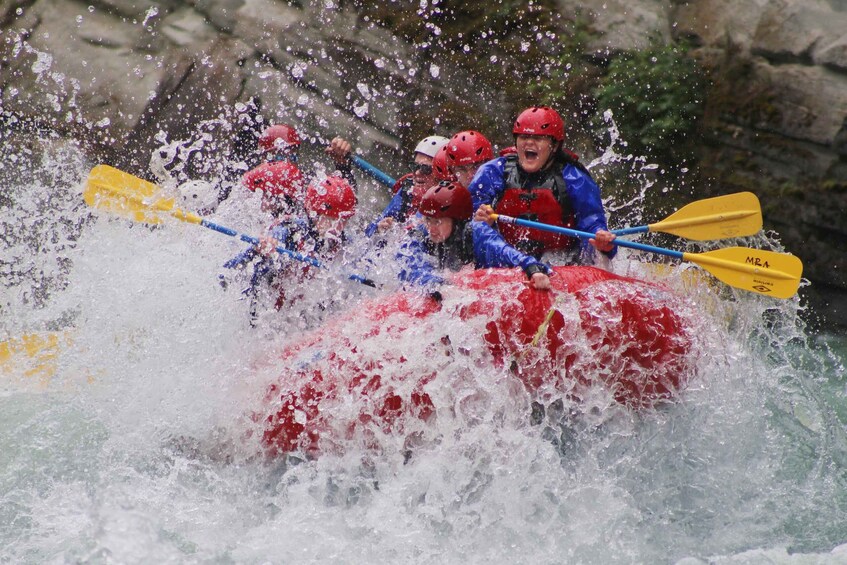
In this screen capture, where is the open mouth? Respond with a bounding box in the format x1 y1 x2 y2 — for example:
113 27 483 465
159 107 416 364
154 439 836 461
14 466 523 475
523 149 539 162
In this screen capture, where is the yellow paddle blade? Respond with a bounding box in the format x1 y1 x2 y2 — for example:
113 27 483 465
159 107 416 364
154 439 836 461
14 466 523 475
684 247 803 299
0 331 67 384
651 192 762 240
83 164 202 225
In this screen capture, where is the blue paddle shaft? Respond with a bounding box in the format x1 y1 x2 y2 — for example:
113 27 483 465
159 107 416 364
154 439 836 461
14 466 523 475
304 135 395 188
201 219 238 236
351 156 396 188
200 218 374 286
235 234 321 268
611 225 649 236
496 215 684 260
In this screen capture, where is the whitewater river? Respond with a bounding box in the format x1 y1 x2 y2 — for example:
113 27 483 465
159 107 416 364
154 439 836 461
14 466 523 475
2 148 846 565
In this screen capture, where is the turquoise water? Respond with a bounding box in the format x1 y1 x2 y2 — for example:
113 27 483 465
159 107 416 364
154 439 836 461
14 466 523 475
2 148 846 564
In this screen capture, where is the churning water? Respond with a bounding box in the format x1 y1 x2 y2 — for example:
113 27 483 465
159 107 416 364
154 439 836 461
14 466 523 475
2 140 846 565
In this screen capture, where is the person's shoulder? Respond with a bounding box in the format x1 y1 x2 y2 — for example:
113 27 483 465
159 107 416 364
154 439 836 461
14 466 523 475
479 156 508 173
557 148 595 178
561 160 594 182
471 157 508 189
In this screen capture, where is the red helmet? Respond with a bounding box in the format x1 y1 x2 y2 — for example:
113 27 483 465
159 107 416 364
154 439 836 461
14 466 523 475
305 176 356 218
499 146 517 157
242 161 304 198
432 144 455 181
259 124 301 152
512 106 565 142
445 130 494 167
418 181 473 220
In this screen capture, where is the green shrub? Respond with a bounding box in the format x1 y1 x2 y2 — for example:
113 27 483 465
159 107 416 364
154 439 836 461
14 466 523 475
592 42 707 167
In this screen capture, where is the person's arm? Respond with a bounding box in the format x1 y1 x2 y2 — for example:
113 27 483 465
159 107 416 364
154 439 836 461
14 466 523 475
325 137 357 190
364 177 412 237
223 220 291 270
335 160 356 190
395 226 446 287
365 191 406 237
261 222 294 255
563 164 617 260
222 246 257 269
255 220 311 272
468 158 506 210
472 221 551 289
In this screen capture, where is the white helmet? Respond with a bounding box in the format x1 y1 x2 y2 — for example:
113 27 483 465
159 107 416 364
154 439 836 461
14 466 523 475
414 135 449 158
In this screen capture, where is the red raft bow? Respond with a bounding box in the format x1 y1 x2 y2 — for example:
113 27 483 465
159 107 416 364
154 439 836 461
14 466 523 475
254 266 699 459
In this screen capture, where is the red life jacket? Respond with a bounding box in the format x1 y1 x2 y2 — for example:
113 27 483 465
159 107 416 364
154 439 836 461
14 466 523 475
493 155 578 256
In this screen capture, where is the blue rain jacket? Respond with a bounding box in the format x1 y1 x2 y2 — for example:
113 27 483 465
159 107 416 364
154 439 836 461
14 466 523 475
365 174 415 237
395 220 550 289
223 217 317 294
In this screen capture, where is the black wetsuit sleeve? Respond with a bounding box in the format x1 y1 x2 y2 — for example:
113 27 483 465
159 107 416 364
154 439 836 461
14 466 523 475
335 159 357 190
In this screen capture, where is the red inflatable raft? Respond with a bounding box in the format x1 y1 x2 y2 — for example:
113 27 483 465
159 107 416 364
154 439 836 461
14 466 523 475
255 266 698 458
